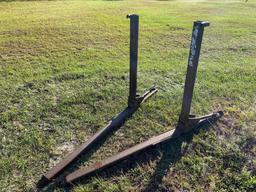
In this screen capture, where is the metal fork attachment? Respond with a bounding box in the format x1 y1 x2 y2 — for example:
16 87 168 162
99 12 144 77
64 21 223 184
37 14 157 188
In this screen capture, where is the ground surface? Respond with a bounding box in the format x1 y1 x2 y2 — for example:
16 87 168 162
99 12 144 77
0 0 255 191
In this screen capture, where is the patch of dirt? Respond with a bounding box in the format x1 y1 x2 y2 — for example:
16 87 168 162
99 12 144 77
49 141 77 168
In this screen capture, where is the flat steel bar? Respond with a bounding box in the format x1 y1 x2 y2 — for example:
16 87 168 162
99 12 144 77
38 87 157 187
65 111 223 184
127 14 139 107
66 130 175 184
178 21 210 125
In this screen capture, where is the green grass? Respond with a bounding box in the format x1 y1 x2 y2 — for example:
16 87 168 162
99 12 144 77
0 0 255 191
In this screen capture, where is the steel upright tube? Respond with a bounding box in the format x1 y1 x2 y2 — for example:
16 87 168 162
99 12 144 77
127 14 139 107
178 21 209 124
36 14 158 189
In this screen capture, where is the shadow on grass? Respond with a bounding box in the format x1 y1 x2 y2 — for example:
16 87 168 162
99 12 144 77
37 119 217 192
141 131 190 192
142 117 219 191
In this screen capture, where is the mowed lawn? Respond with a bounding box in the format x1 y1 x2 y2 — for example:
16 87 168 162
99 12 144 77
0 0 255 191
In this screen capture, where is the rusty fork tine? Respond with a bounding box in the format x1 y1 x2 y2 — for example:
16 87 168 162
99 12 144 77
37 14 158 188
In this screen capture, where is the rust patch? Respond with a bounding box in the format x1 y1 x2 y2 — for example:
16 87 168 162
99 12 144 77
94 162 103 169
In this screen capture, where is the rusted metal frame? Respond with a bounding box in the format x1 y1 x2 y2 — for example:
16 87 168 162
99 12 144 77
63 21 224 184
37 14 157 188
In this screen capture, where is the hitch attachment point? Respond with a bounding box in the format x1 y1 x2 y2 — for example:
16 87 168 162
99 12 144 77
194 20 210 27
127 14 139 19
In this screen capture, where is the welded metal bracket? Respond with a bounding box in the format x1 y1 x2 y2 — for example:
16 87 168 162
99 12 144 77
37 14 157 188
62 20 223 185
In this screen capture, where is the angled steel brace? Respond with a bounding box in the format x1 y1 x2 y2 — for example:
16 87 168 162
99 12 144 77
64 21 223 184
37 14 157 188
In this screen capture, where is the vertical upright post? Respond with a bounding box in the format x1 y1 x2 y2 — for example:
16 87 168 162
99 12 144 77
178 21 210 126
127 14 139 107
